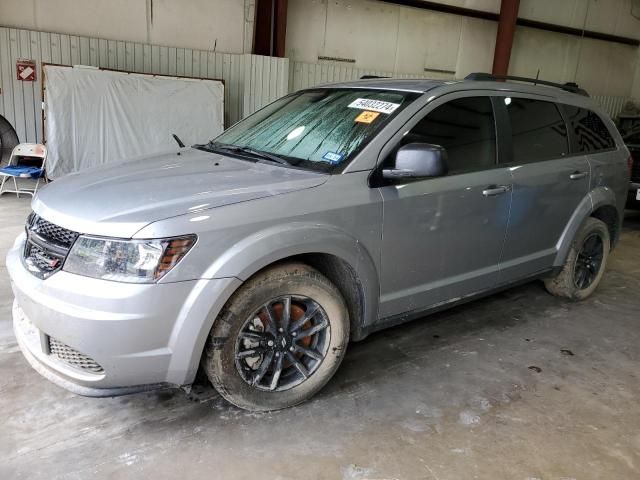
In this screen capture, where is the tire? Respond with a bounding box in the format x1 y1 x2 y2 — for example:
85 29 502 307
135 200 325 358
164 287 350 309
544 217 610 300
202 262 349 411
0 115 19 167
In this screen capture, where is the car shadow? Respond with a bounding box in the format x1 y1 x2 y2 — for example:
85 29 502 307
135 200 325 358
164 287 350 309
125 279 550 414
323 280 549 395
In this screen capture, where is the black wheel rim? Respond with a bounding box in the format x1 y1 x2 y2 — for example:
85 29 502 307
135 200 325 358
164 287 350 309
234 295 331 392
573 233 604 290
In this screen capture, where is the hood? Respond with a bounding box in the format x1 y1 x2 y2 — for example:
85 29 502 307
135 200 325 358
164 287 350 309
32 148 328 237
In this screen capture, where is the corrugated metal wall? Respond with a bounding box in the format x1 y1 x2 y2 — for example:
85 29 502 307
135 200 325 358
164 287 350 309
243 54 289 118
592 95 632 119
0 26 288 144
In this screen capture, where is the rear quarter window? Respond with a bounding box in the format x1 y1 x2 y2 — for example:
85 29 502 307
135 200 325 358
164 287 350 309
562 105 616 153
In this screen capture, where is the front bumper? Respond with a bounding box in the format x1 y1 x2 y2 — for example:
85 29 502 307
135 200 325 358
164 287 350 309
13 301 166 396
7 234 241 396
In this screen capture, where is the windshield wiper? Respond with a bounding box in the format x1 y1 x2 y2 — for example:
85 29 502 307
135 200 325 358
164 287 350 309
203 142 290 165
235 146 291 165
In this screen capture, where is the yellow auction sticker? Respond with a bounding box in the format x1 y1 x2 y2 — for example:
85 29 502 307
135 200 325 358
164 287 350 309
355 110 380 124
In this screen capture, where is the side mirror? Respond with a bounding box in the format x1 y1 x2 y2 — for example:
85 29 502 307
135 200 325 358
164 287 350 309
382 143 448 180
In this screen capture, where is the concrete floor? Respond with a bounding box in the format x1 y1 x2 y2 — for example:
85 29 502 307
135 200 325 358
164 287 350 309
1 194 640 480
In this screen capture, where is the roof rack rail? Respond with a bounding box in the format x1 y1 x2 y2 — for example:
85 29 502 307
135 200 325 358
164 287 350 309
360 75 389 79
464 72 589 97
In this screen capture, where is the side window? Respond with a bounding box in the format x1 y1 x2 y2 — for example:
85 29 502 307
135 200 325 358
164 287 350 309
505 98 569 164
563 106 615 153
403 96 496 174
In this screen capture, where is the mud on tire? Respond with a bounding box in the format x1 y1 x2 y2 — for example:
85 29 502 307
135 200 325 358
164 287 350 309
544 217 610 301
202 262 349 411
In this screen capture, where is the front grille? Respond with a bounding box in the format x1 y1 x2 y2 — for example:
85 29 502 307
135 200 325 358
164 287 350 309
30 214 79 247
26 243 59 272
23 213 79 278
48 337 104 374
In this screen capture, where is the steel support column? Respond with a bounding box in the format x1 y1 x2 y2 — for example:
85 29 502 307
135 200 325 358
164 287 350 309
492 0 520 76
253 0 288 57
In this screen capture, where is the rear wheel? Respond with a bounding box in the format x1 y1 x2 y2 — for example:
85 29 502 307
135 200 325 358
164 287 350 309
544 217 610 300
203 262 349 411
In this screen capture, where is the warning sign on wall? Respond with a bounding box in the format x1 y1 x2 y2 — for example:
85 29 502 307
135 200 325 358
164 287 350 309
16 59 36 81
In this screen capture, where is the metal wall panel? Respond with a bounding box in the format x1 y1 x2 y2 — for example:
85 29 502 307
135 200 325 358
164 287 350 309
592 95 632 119
242 54 289 120
0 26 289 143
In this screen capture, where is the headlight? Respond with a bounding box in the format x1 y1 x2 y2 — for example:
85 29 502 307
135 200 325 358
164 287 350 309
63 235 196 283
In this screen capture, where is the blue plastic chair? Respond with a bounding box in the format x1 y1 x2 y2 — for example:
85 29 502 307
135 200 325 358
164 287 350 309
0 143 48 198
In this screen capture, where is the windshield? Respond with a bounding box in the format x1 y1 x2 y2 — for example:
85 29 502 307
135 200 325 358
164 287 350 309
210 88 418 172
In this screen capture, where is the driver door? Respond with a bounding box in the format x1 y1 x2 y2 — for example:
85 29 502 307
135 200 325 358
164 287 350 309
377 95 513 319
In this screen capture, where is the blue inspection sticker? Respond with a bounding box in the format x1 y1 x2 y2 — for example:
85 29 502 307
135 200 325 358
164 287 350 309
322 151 343 163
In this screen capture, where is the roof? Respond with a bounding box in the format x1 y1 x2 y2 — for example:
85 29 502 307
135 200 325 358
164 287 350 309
317 77 596 106
318 78 452 93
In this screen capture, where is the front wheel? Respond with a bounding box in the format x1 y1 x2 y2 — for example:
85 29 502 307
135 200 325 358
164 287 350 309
544 217 610 300
202 262 349 411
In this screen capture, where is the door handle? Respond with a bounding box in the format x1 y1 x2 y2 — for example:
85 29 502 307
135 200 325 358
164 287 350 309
482 185 510 197
569 171 588 180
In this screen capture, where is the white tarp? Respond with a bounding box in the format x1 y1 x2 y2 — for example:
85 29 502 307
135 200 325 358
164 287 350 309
44 65 224 178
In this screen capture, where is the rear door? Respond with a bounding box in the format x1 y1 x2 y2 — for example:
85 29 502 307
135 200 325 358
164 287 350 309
496 95 590 283
377 94 513 319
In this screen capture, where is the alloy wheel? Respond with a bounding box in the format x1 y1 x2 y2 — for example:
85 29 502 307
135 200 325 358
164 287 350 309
573 233 604 290
234 295 331 392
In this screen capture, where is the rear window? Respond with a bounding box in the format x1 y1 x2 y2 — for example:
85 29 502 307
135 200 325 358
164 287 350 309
213 88 418 173
562 106 615 153
505 97 569 164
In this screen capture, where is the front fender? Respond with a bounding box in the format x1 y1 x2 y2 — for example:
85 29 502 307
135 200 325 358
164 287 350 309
162 222 381 387
203 222 380 331
205 223 369 278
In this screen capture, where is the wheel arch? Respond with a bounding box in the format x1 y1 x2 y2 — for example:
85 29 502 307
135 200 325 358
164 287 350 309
590 204 619 248
553 187 621 266
282 252 369 341
206 223 381 339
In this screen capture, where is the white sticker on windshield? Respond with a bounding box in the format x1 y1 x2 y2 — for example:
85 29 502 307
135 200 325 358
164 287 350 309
348 98 400 114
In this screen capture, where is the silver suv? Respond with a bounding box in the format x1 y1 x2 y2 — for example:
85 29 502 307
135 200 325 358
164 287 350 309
7 75 629 411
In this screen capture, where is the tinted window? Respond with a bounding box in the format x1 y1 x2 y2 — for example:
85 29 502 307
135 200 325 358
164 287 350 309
562 106 615 153
505 98 568 163
404 96 496 174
